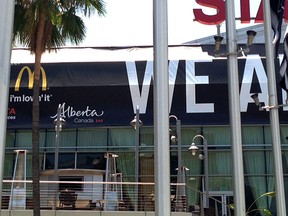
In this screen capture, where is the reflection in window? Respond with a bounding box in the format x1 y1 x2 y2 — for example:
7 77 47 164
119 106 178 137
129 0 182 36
77 153 105 169
45 153 75 169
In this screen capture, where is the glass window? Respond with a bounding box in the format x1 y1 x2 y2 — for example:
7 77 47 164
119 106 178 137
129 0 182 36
209 176 233 191
116 152 135 177
140 128 154 147
45 130 56 152
77 128 108 151
45 153 75 169
6 131 15 148
203 126 231 146
16 130 32 148
15 130 46 150
3 153 13 179
244 150 269 175
280 126 288 144
109 128 134 150
209 151 232 175
45 129 77 152
264 126 272 144
59 153 75 169
77 153 105 169
181 128 202 146
242 126 264 145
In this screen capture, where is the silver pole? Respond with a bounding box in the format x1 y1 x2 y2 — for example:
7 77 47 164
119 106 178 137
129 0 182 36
53 104 61 209
175 117 183 211
54 105 61 181
135 106 140 211
203 139 209 208
0 1 14 214
153 0 170 215
176 119 181 173
263 0 287 214
225 0 246 215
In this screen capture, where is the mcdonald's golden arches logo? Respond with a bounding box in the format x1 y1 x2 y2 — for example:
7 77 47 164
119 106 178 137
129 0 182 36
14 66 47 91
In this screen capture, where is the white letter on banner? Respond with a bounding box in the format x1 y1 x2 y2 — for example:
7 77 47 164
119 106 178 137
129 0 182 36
186 59 214 113
126 61 153 113
126 60 179 113
240 54 268 112
278 54 288 111
168 60 179 111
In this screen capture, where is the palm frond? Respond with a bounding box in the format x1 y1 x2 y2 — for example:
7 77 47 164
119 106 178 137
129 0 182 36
61 10 86 44
14 0 106 49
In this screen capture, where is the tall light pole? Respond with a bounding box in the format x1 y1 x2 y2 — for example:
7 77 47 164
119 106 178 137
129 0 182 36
262 0 287 214
169 115 185 212
153 0 170 214
0 1 15 214
169 115 182 178
130 105 142 211
225 0 246 214
53 104 65 198
188 135 209 211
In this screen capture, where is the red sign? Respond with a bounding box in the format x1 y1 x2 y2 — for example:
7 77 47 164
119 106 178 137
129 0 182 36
194 0 288 25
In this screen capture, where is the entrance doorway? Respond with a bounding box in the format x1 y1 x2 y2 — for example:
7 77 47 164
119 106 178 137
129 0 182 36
208 191 234 216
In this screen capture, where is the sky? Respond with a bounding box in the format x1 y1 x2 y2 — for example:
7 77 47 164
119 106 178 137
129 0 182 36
78 0 262 47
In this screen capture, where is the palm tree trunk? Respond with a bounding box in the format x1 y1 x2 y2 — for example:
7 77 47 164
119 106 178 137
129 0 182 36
32 9 46 216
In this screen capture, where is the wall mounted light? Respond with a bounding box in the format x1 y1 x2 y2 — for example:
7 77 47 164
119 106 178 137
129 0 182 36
250 93 288 111
246 30 257 46
214 30 257 56
214 35 224 52
188 134 206 156
130 115 143 129
188 134 209 208
188 142 199 156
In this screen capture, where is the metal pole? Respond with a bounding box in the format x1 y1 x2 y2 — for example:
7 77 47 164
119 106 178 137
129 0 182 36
135 105 140 211
225 0 246 215
153 0 170 215
0 1 14 214
54 104 61 182
263 0 287 214
176 119 181 173
203 139 209 208
53 104 61 209
175 117 183 211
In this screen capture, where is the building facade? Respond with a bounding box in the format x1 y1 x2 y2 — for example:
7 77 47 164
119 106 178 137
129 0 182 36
5 45 288 214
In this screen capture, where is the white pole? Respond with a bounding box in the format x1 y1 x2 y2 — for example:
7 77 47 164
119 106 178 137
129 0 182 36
153 0 170 215
0 1 15 214
263 0 287 214
225 0 246 215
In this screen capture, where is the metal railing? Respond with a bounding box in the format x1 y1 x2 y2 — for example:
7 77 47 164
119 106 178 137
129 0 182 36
1 180 233 215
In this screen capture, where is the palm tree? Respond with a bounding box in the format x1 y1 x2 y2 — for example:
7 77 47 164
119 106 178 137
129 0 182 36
13 1 106 215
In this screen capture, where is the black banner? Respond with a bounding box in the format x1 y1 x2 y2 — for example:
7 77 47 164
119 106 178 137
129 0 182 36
7 45 288 129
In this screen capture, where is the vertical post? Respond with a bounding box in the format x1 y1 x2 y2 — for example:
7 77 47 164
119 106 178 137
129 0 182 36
135 106 140 211
53 104 63 209
153 0 171 215
263 0 287 214
54 104 62 182
176 118 182 211
174 117 185 212
0 1 15 214
203 139 209 208
225 0 246 215
176 119 181 173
